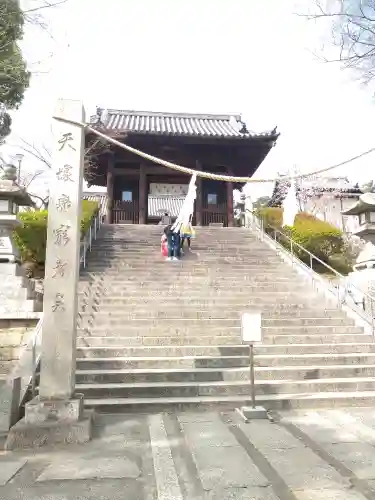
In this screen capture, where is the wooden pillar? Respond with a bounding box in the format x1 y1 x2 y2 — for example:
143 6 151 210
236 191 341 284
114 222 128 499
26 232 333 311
106 155 114 224
139 165 147 225
195 162 203 226
227 171 234 227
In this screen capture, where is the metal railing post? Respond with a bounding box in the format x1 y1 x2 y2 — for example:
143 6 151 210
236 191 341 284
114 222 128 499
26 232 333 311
83 238 87 268
233 214 375 341
290 240 294 265
31 339 36 398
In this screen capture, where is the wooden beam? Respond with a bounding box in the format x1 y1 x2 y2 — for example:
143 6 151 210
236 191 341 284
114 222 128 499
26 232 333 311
113 166 185 176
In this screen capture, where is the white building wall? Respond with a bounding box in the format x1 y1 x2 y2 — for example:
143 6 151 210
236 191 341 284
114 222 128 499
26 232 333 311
302 195 360 234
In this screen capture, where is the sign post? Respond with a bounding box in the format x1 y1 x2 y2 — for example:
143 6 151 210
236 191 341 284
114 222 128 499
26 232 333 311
237 312 268 422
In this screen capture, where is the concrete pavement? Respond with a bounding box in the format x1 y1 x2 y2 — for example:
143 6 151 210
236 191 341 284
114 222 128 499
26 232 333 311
0 408 375 499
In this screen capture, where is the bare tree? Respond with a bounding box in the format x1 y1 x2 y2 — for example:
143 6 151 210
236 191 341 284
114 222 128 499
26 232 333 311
303 1 375 83
15 135 107 208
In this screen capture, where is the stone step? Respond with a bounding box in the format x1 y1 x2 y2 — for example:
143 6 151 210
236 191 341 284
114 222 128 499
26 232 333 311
77 335 370 349
76 364 375 384
83 391 375 412
95 300 326 312
255 364 375 380
76 376 375 399
83 269 293 277
81 275 297 284
98 291 321 302
85 262 290 269
89 253 276 260
83 307 336 322
76 355 251 370
0 300 42 313
89 266 283 273
87 256 282 264
82 308 347 318
85 327 362 339
0 288 37 301
87 313 362 330
98 292 325 302
79 352 375 371
264 318 356 326
84 284 312 294
88 250 280 257
256 343 375 355
84 314 344 330
76 343 375 359
95 286 306 292
0 346 22 361
0 327 32 346
256 352 375 367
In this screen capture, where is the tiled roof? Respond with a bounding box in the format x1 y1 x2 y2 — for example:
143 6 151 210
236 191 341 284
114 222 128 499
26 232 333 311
89 109 271 140
148 195 184 218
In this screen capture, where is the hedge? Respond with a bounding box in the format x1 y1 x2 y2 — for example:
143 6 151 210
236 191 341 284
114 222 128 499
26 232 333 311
14 200 99 265
257 207 352 274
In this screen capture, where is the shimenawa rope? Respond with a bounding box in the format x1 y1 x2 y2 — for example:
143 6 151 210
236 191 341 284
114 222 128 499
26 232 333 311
53 115 375 184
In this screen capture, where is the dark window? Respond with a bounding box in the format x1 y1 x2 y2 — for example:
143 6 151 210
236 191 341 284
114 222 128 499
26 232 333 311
207 193 217 205
122 191 133 202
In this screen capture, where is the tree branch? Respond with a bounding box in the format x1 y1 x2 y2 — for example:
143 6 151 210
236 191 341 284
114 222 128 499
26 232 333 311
300 0 375 83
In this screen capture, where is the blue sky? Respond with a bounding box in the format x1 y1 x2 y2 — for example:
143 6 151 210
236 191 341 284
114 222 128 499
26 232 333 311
5 0 375 199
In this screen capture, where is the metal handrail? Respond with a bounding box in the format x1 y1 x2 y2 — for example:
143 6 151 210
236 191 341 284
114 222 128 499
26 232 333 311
23 210 102 406
248 211 375 334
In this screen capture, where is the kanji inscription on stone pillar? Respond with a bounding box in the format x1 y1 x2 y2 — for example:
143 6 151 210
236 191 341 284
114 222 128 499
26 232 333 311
39 99 85 400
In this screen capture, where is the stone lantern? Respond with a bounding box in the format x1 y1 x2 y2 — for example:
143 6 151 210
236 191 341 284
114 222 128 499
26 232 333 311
0 165 33 263
0 166 41 317
341 182 375 313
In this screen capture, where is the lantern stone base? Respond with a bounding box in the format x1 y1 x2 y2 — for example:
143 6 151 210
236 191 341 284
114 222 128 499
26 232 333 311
0 217 20 264
0 262 42 316
5 394 94 450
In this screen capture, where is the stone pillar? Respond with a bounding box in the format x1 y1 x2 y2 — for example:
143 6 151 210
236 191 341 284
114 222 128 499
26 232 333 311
6 99 93 450
195 162 203 226
139 165 147 225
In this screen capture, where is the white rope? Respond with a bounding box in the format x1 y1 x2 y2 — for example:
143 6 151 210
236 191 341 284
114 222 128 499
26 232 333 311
54 115 375 184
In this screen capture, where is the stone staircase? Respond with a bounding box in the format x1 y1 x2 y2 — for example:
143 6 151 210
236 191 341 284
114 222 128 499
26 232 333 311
75 224 375 412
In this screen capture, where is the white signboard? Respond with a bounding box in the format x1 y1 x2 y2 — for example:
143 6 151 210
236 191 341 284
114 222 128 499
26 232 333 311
241 312 262 344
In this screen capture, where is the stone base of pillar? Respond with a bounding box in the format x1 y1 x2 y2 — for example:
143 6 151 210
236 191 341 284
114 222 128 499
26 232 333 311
5 394 94 450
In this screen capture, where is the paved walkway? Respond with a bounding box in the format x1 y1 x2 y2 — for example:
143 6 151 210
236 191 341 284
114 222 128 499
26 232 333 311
0 408 375 499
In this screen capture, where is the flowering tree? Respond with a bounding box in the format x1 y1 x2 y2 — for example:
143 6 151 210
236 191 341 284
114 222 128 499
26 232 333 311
268 172 366 262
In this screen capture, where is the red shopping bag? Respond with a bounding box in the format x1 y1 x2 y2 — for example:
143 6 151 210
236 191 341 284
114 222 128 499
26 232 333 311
161 240 168 257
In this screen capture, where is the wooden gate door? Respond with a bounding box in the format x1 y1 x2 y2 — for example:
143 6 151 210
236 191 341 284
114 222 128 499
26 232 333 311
112 178 139 224
202 179 228 226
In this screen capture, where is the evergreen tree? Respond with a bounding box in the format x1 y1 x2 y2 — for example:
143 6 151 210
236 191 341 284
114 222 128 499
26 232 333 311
0 0 30 142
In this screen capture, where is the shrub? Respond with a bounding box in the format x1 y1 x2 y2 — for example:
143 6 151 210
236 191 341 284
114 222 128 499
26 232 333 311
257 207 351 274
14 200 99 265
